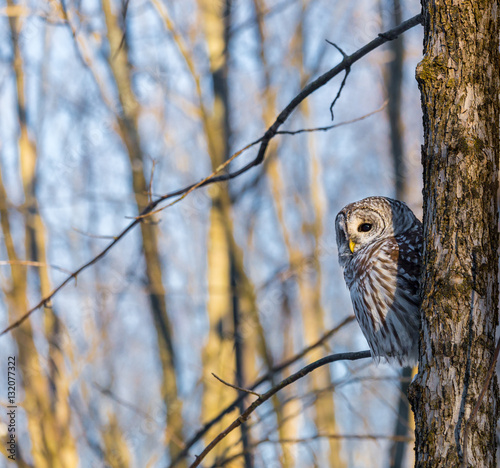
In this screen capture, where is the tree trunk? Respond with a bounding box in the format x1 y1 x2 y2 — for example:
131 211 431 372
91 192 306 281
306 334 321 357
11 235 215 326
382 2 414 467
200 1 259 465
101 2 185 464
410 1 499 466
4 3 78 465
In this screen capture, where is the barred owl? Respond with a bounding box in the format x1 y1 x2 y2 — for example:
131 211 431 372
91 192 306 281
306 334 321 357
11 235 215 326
335 196 422 366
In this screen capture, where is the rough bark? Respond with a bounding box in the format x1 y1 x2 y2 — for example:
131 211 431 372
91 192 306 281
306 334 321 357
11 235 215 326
410 1 499 466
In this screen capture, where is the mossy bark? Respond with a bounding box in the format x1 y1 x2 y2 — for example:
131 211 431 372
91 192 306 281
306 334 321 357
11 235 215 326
409 0 499 466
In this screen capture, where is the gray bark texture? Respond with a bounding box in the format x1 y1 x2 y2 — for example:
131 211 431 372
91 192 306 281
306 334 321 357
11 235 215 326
409 0 500 467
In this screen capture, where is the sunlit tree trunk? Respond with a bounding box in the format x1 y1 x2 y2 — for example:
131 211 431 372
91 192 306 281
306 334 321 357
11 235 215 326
102 414 132 468
200 1 259 465
252 2 299 461
3 3 78 466
101 2 185 464
410 0 499 465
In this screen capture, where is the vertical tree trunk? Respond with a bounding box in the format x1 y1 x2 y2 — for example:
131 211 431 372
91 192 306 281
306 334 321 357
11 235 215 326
410 1 499 466
101 3 185 464
200 1 257 465
386 0 406 202
4 3 78 466
383 2 414 467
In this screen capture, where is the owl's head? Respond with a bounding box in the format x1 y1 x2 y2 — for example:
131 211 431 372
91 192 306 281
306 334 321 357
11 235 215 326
335 196 419 265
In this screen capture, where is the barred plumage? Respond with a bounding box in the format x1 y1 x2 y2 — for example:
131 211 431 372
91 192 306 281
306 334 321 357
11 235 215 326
335 196 422 366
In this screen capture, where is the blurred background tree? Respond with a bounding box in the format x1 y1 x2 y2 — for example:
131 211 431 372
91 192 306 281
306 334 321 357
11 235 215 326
0 0 423 466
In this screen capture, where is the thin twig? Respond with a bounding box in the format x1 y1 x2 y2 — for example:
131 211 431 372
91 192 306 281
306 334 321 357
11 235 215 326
132 137 263 220
268 433 414 443
0 260 73 276
0 137 260 336
190 350 371 467
71 228 117 240
231 102 386 203
276 100 388 136
211 373 262 398
94 382 155 420
325 41 350 121
249 14 422 176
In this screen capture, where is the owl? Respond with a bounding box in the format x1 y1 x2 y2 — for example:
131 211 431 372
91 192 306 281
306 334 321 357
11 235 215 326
335 196 422 366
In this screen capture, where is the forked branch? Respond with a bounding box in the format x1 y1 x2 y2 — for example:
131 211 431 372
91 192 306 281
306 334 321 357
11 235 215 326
190 350 371 467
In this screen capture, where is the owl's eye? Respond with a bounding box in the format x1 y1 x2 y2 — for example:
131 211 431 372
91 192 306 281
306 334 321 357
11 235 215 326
358 223 372 232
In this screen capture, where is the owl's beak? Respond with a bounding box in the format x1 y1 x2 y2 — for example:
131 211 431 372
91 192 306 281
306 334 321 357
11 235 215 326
349 239 356 253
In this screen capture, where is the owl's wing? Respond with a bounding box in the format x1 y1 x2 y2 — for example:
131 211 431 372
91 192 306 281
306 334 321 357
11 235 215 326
348 229 422 365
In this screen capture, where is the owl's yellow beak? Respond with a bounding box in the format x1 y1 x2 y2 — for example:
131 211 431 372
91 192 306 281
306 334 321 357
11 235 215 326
349 239 356 253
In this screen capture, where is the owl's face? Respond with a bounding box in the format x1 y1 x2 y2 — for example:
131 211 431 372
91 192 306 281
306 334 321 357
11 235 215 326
335 197 417 266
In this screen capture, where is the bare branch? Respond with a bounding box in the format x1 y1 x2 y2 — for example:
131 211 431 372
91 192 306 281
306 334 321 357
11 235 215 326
211 373 262 398
71 228 118 240
168 315 355 467
325 41 350 120
231 101 387 203
269 432 413 443
190 350 371 467
132 137 263 220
